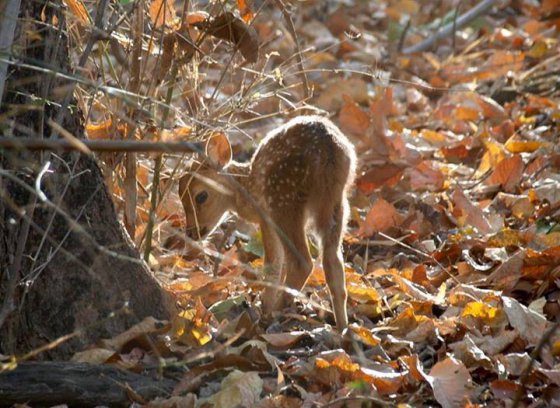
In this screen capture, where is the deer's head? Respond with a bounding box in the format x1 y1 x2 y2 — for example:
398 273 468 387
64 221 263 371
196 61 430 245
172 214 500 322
178 133 234 240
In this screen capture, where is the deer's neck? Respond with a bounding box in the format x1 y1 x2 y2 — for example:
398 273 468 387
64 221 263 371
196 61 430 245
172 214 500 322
224 161 259 222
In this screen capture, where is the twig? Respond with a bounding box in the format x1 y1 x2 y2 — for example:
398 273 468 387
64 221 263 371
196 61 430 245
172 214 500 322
317 395 391 408
123 0 145 239
274 0 310 99
451 0 465 53
397 18 411 53
0 194 35 329
512 322 560 408
0 0 21 102
143 59 180 262
402 0 497 54
0 137 202 153
49 0 110 139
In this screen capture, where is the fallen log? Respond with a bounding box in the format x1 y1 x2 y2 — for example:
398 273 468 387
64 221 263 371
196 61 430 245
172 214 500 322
0 361 175 407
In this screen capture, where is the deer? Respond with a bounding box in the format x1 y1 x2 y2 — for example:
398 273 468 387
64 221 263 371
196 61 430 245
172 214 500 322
178 116 356 331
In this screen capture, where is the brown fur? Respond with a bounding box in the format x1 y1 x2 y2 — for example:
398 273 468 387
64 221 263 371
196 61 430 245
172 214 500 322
178 116 356 330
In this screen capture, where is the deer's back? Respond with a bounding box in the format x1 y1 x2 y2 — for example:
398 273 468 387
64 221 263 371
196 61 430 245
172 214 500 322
249 116 356 212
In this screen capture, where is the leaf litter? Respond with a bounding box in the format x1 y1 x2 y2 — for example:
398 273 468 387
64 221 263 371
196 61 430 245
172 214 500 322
55 0 560 406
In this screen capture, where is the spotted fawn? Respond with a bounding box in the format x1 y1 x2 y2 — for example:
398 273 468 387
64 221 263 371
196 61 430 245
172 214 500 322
178 116 356 330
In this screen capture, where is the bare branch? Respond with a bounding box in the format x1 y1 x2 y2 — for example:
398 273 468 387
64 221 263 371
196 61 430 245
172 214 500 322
401 0 498 54
0 137 202 154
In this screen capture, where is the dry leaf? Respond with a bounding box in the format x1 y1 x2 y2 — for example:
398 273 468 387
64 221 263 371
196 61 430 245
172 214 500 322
195 12 259 63
426 357 473 408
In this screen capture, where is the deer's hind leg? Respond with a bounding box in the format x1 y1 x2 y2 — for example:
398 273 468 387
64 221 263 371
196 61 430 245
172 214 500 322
317 200 349 330
261 220 284 315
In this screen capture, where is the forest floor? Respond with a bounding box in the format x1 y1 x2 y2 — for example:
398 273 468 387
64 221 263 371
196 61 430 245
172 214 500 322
15 0 560 406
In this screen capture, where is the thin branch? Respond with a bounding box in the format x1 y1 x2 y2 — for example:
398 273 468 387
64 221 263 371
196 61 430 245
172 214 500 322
401 0 497 54
512 322 560 408
274 0 310 99
0 0 22 102
0 137 202 153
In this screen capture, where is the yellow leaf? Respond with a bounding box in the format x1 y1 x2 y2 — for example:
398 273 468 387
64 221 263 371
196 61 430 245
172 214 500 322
505 138 545 153
349 325 381 346
191 327 212 345
475 139 506 177
527 40 549 58
420 129 447 144
462 301 498 322
347 282 380 303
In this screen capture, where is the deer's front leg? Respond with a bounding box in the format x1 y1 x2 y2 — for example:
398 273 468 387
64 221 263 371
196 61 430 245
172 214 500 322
260 221 284 314
281 216 313 309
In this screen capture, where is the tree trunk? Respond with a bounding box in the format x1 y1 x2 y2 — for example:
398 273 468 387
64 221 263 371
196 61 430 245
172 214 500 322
0 0 174 358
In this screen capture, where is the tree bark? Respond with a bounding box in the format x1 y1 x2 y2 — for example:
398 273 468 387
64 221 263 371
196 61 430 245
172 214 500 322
0 0 174 358
0 362 176 407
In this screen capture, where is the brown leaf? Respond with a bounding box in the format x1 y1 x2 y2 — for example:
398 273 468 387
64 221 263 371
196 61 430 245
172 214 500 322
490 379 523 400
451 189 492 234
487 250 524 291
409 161 445 191
100 316 170 351
449 334 493 370
426 357 473 408
315 78 369 111
359 198 402 236
149 0 175 28
209 370 263 407
148 395 197 408
502 296 548 346
195 12 259 63
356 163 405 194
338 95 371 139
157 33 176 81
71 348 116 364
485 155 524 192
261 332 307 349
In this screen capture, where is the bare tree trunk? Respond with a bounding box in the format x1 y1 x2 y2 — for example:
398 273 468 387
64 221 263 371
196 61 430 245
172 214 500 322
0 0 174 359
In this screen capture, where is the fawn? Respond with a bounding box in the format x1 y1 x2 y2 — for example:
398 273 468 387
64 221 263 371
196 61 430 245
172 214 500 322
178 116 356 330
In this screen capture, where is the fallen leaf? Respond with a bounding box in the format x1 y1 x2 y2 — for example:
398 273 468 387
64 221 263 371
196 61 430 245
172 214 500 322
195 12 259 63
502 296 548 346
359 198 403 236
208 370 263 408
426 357 473 408
485 155 524 192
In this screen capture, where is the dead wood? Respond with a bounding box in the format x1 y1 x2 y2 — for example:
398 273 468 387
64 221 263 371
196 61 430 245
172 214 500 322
0 361 175 407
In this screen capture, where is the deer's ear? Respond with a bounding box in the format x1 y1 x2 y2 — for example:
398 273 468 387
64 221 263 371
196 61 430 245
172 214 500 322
178 173 190 202
206 132 232 168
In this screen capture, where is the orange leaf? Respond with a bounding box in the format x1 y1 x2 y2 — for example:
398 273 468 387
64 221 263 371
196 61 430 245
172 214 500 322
349 325 381 347
359 198 402 236
150 0 175 28
409 161 445 191
485 155 524 192
338 95 371 137
86 119 113 140
237 0 255 23
455 106 480 121
63 0 89 24
356 163 405 194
